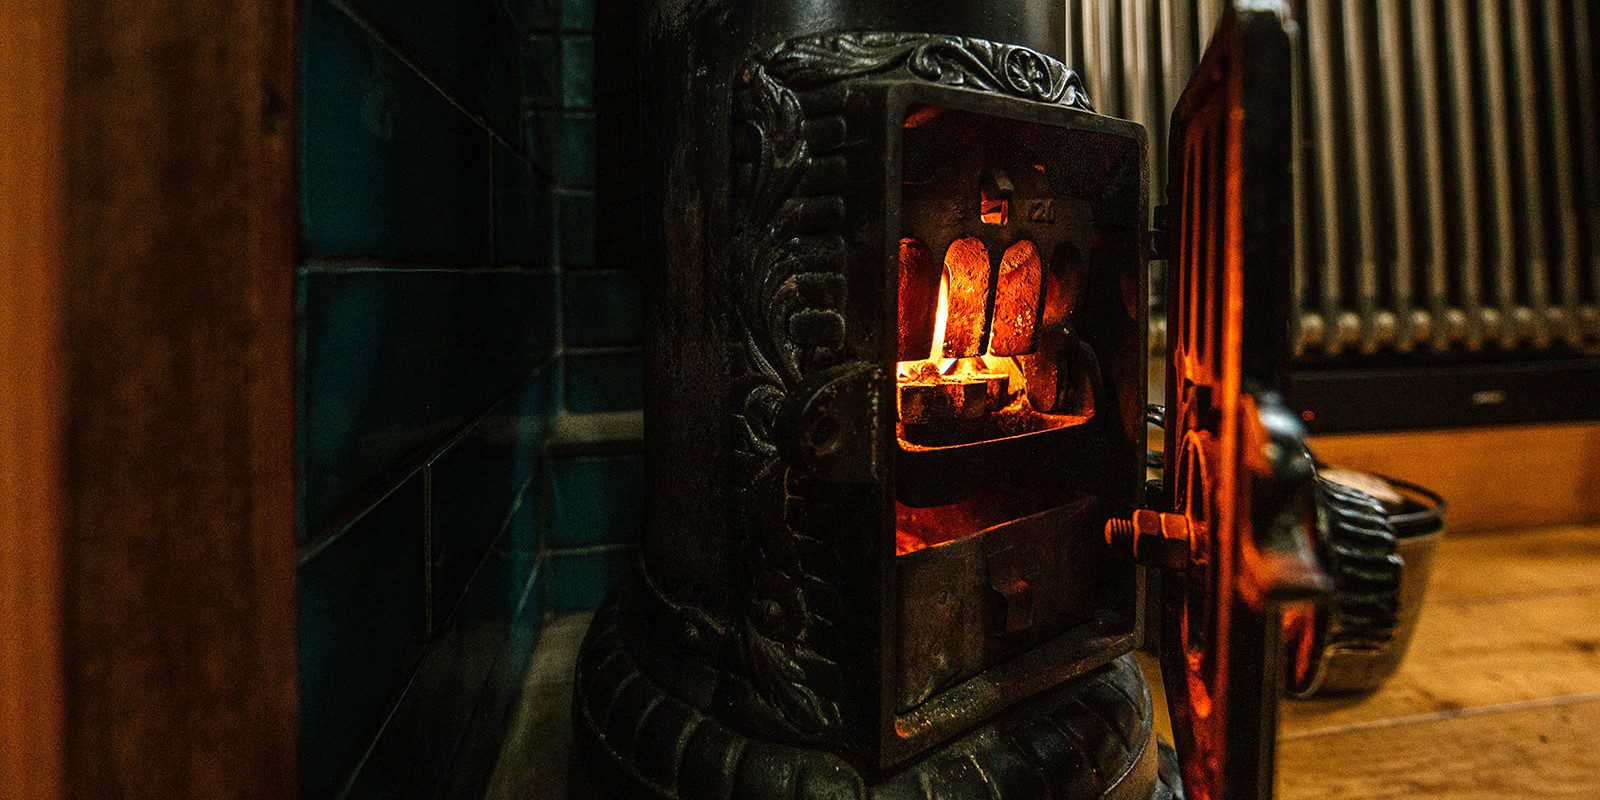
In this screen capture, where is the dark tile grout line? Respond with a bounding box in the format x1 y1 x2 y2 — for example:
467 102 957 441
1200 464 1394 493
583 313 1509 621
565 343 641 356
299 261 561 275
293 273 311 565
297 352 561 568
431 465 550 633
331 632 434 800
322 0 552 179
544 542 639 558
435 471 555 793
422 463 436 635
331 465 551 800
564 266 635 276
486 134 497 268
513 558 544 620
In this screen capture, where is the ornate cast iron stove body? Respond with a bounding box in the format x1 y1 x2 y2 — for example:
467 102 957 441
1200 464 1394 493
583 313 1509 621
574 3 1339 799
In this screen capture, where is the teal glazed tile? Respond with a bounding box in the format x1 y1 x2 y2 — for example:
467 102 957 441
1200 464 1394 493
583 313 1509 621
524 35 561 110
561 0 593 31
493 144 554 268
333 0 524 142
300 0 491 264
565 348 642 413
503 0 557 31
300 270 559 534
546 548 634 612
428 390 549 621
343 583 505 797
549 455 644 547
418 556 543 800
498 468 545 556
562 35 593 109
557 191 596 268
557 113 596 187
563 271 640 346
297 476 427 800
455 548 542 624
525 110 561 177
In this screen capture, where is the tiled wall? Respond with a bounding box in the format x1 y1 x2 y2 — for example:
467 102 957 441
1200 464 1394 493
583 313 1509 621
295 0 591 795
544 0 645 616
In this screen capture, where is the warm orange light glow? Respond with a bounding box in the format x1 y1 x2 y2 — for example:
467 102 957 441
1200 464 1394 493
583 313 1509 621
896 237 1043 426
897 238 938 361
897 271 1031 434
896 271 1023 386
980 196 1008 225
989 241 1043 357
940 238 990 358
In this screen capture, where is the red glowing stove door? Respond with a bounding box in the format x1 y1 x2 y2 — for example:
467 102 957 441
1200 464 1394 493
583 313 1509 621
1161 3 1330 800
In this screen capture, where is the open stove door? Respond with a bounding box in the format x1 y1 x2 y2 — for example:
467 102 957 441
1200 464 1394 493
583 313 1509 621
1160 3 1331 799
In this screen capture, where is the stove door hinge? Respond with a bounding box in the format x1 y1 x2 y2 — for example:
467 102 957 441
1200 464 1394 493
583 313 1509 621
1103 509 1196 571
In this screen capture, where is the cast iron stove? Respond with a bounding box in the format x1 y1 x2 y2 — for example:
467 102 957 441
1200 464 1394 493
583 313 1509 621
572 2 1351 798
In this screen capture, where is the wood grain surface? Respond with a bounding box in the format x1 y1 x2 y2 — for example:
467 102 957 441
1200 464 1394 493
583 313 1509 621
0 1 299 798
1313 424 1600 533
0 3 68 798
1277 525 1600 799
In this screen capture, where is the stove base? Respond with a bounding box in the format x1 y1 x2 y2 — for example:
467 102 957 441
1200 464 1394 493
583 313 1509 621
570 585 1181 800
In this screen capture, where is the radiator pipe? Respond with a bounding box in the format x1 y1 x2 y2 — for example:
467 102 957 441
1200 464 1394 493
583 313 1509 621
1476 0 1525 349
1122 0 1157 191
1444 2 1488 350
1080 1 1107 116
1160 0 1194 135
1409 0 1454 351
1572 0 1600 339
1510 0 1553 348
1542 0 1584 346
1196 0 1221 55
1373 0 1418 351
1290 0 1314 355
1342 0 1386 354
1307 0 1354 355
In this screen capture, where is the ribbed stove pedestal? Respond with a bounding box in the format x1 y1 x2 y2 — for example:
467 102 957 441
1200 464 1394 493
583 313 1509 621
570 585 1182 800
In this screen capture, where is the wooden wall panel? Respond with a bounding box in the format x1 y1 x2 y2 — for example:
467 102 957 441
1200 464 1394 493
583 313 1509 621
1313 422 1600 533
0 3 68 799
0 0 299 797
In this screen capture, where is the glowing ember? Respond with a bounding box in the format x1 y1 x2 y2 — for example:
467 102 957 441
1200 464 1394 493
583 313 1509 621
897 267 1032 427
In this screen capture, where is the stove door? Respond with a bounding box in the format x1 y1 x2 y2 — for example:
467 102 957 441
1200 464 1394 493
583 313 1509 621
1160 3 1330 799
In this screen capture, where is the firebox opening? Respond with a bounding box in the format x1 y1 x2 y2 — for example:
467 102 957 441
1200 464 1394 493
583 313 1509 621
895 236 1097 449
892 104 1124 560
893 236 1103 555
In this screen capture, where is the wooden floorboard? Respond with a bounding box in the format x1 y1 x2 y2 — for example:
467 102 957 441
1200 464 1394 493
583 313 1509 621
1279 525 1600 798
1283 526 1600 734
1424 526 1600 603
1278 697 1600 800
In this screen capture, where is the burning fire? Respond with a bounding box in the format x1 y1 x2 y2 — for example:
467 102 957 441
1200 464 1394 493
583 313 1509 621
897 270 959 379
897 270 1029 427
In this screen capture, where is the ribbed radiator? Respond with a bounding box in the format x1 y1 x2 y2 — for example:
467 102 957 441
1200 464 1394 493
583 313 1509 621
1074 0 1600 360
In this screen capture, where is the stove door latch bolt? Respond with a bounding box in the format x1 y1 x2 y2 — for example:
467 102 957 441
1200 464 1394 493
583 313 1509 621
1103 509 1195 571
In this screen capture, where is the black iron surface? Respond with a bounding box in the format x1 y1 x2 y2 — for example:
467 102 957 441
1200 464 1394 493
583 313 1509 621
570 584 1169 800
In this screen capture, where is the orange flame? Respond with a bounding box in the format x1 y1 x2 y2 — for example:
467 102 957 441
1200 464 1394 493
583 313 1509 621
896 268 1027 393
898 272 956 378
